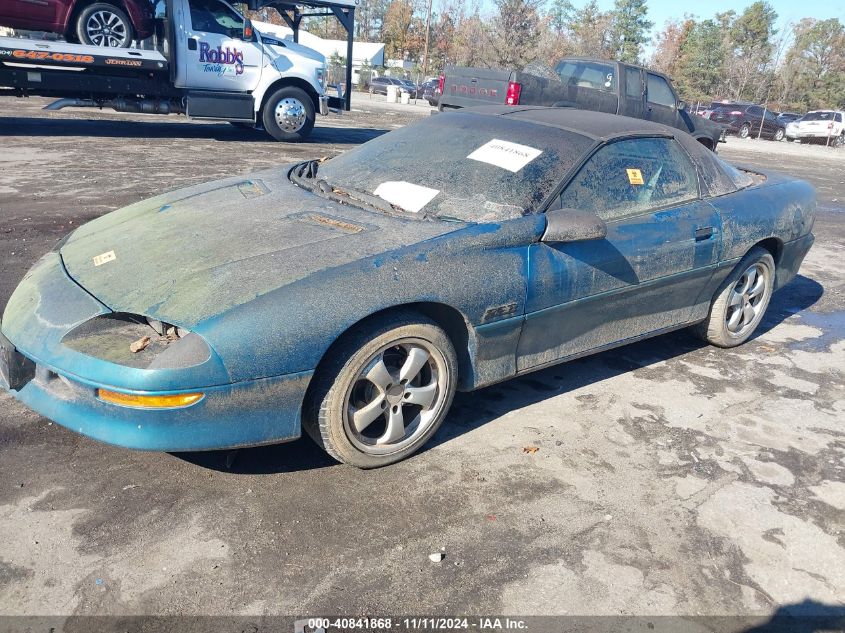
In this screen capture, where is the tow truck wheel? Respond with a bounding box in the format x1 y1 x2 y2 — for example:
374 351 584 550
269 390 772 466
76 3 134 48
262 86 315 142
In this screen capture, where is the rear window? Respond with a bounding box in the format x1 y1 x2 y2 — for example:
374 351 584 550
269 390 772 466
803 111 835 121
555 60 617 93
315 112 594 221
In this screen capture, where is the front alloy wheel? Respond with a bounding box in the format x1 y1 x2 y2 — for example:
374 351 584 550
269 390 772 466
76 3 133 47
774 128 785 141
344 340 448 454
304 312 458 468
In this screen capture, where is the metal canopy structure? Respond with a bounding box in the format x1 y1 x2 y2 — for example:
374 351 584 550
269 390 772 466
247 0 356 111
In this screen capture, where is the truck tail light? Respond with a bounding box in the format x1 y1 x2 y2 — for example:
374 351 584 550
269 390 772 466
505 81 521 105
437 74 445 94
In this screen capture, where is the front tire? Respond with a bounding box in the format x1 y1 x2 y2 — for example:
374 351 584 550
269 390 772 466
692 247 775 348
303 312 458 468
76 3 133 47
774 128 785 141
261 86 315 142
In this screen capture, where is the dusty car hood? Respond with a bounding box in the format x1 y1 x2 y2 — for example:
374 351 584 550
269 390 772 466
60 168 457 328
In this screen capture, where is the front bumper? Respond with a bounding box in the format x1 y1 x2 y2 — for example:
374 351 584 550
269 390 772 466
1 339 312 451
1 252 313 451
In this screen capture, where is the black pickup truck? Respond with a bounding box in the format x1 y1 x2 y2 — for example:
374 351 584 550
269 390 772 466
438 58 725 150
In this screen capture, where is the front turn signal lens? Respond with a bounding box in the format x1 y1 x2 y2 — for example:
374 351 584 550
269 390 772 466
97 389 204 409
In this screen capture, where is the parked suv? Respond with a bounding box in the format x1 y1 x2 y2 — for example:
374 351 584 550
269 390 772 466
368 76 403 96
709 103 786 140
0 0 154 47
785 110 845 147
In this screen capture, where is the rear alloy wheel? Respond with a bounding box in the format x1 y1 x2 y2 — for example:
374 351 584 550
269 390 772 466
76 3 133 47
262 86 315 142
739 123 751 139
774 128 785 141
692 246 774 348
304 313 458 468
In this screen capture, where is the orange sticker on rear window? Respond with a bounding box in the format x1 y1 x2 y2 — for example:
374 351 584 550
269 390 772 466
626 168 644 185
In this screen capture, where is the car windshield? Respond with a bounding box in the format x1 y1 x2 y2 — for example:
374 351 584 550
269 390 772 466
306 112 594 222
803 111 835 122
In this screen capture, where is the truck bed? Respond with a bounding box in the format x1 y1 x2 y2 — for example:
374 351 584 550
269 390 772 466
0 36 168 74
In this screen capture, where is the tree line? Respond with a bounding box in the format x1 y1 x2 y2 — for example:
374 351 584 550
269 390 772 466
248 0 844 111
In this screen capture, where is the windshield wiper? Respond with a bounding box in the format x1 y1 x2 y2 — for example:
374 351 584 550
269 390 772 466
289 160 430 220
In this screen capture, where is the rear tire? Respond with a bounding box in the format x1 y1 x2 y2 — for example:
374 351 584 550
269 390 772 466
739 123 750 139
303 312 458 468
691 247 775 348
76 3 134 47
261 86 315 142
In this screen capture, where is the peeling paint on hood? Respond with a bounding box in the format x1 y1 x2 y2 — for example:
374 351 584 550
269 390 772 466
59 167 459 328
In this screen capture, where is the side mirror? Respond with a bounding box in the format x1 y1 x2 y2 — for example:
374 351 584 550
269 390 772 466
242 18 254 41
542 208 607 243
677 100 687 111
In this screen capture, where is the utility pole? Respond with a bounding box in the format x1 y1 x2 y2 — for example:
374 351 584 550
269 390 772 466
422 0 433 78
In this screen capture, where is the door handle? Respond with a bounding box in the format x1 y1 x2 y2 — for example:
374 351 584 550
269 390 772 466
695 227 714 241
188 37 198 50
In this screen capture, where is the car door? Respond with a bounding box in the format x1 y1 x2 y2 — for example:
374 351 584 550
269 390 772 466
761 109 778 136
621 66 644 119
183 0 262 91
516 136 722 371
746 106 763 133
645 72 679 128
0 0 62 31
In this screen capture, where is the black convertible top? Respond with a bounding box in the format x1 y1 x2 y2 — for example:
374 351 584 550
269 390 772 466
455 106 741 198
457 106 678 141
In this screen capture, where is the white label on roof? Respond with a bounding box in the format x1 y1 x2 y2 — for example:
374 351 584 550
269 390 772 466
467 139 543 173
373 181 439 213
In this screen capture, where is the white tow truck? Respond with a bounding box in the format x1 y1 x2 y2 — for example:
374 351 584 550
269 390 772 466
0 0 355 141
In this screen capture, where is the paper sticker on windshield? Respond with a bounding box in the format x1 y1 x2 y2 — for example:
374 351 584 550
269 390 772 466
626 168 644 185
93 250 116 266
467 139 543 173
373 181 440 213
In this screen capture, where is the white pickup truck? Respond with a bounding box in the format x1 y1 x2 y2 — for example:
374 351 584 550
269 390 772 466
0 0 345 141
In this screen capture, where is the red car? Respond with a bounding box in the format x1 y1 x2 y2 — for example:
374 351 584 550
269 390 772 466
0 0 154 47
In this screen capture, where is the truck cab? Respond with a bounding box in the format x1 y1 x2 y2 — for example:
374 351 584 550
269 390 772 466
171 0 328 139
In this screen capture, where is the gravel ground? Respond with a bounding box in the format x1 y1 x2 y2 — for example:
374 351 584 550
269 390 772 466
0 95 843 629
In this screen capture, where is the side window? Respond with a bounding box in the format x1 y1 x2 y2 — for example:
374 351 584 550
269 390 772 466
556 60 616 93
836 113 843 123
558 138 700 222
764 110 776 121
748 106 762 117
646 74 675 107
625 68 641 98
189 0 243 36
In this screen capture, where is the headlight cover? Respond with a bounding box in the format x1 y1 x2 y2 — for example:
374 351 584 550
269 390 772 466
61 313 211 370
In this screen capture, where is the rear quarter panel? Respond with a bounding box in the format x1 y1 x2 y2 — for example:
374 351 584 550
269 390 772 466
708 172 816 266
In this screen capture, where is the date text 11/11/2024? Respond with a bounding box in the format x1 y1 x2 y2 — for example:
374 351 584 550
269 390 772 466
296 617 529 632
